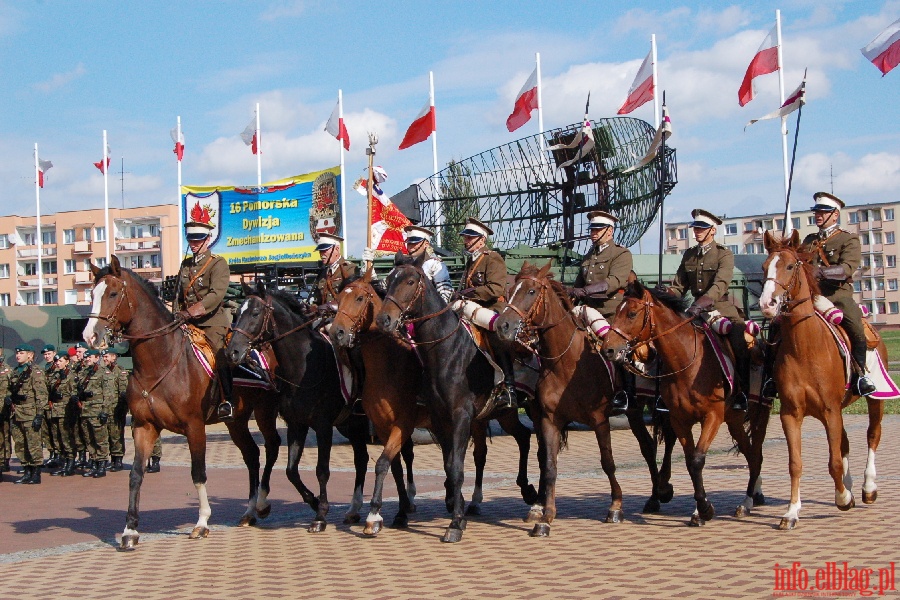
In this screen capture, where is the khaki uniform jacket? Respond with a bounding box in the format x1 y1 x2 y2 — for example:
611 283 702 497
7 363 48 423
670 243 741 321
47 367 77 419
0 361 11 420
574 244 633 317
460 249 508 308
102 364 128 411
802 229 860 299
175 252 232 328
314 259 359 305
79 364 113 418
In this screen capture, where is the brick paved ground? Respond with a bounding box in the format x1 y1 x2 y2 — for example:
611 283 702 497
0 414 897 599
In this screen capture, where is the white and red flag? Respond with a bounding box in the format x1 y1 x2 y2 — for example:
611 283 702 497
745 74 806 128
170 127 184 161
325 99 350 151
738 25 780 106
93 145 111 173
38 159 53 188
241 118 259 154
617 50 654 114
353 167 411 254
506 67 539 132
861 17 900 76
398 100 436 150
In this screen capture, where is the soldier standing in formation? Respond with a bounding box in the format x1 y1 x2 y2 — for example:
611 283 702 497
147 437 162 473
0 353 11 476
570 210 634 414
40 344 60 469
6 344 49 484
101 349 129 471
312 233 359 307
78 349 111 478
49 353 79 477
69 343 89 469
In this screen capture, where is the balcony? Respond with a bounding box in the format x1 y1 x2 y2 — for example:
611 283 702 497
115 239 161 253
73 240 92 254
17 277 58 288
133 268 162 281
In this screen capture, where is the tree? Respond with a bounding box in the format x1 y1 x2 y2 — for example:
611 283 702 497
437 159 479 253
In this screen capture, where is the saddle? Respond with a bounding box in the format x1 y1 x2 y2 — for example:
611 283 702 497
186 324 217 372
863 319 881 350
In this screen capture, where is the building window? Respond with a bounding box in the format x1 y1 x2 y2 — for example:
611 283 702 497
95 227 106 242
64 259 76 274
744 222 755 232
744 244 757 254
727 244 739 254
874 232 883 244
43 290 58 305
129 225 144 238
849 212 859 224
725 224 737 235
24 291 38 305
862 256 871 268
889 256 897 268
83 227 92 242
878 302 886 315
0 264 8 278
23 232 36 245
863 280 872 292
41 260 57 275
95 257 108 268
149 224 160 236
0 234 7 249
853 281 862 292
861 233 870 245
64 229 76 244
64 289 78 305
891 302 899 314
24 262 37 276
877 278 886 290
887 232 895 244
0 293 9 306
792 217 801 229
775 218 784 230
875 255 884 268
677 228 688 240
151 253 160 268
885 209 894 221
807 215 816 226
41 231 56 245
667 229 677 240
889 279 898 291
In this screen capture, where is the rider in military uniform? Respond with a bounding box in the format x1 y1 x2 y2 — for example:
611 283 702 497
6 344 49 484
457 217 517 415
570 210 634 413
174 216 235 420
312 233 359 307
404 225 454 303
665 209 750 411
803 192 875 396
40 344 60 469
48 353 79 477
0 353 11 475
102 350 129 471
78 349 112 478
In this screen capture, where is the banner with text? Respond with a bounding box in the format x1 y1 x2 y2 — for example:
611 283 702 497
181 167 342 265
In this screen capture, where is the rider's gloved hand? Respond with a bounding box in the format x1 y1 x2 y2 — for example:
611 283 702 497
361 247 376 262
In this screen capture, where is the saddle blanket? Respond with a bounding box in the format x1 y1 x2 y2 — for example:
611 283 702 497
460 319 538 399
190 342 275 390
818 313 900 400
319 331 355 405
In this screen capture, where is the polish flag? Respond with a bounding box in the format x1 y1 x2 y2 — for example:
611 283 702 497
170 127 184 161
861 17 900 76
745 74 806 128
38 159 53 188
738 25 780 107
241 118 258 154
506 67 539 132
93 145 111 173
617 50 654 114
324 100 350 151
398 100 436 150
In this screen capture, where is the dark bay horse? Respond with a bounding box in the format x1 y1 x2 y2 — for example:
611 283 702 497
760 230 886 529
375 253 536 543
602 280 770 526
82 256 281 550
227 285 371 533
331 269 537 534
495 262 674 536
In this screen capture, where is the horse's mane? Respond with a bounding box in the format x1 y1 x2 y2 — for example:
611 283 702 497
96 266 171 316
765 236 823 297
339 272 387 299
625 280 691 313
265 288 312 317
516 263 573 311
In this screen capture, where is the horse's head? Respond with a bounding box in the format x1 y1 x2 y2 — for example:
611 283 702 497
375 251 428 335
601 280 662 364
228 282 274 366
495 261 562 344
759 229 813 318
83 255 133 349
332 267 381 348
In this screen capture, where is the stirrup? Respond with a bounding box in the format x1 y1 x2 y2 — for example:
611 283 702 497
855 374 876 397
611 391 629 414
731 392 748 412
654 396 669 413
216 400 234 421
761 378 777 401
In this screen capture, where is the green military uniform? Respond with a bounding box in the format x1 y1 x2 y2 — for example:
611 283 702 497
573 243 633 318
0 358 12 472
78 357 112 476
41 354 58 463
175 251 232 352
459 249 508 308
69 351 89 465
8 354 49 482
102 360 129 465
313 258 359 305
47 360 77 464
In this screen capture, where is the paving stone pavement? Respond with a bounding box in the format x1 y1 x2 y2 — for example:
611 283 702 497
0 414 897 599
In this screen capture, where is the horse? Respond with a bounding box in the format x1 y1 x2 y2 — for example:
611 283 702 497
759 230 886 530
330 268 538 534
375 252 537 543
226 283 372 533
494 262 677 536
601 279 770 526
82 256 282 551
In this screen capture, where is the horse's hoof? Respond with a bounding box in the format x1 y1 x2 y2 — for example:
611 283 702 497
529 523 551 537
752 492 766 506
734 505 750 519
837 497 855 512
522 485 539 506
189 526 209 539
658 484 675 504
363 520 383 536
343 514 361 525
523 509 543 523
605 509 624 523
391 515 409 529
307 520 327 533
862 489 877 504
643 498 661 514
257 504 272 519
238 514 257 527
778 517 798 530
465 504 482 517
698 503 715 522
688 514 704 527
118 534 139 551
441 527 464 543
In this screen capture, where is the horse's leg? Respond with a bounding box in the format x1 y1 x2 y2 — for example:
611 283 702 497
626 400 663 513
726 412 760 518
530 414 562 538
595 418 624 523
119 423 158 551
524 403 547 523
343 415 369 525
687 412 721 526
779 412 804 530
400 437 417 512
308 421 334 533
671 416 705 527
440 409 471 543
225 413 262 527
657 411 677 504
284 423 319 512
466 421 487 517
255 403 281 519
364 426 408 535
823 409 854 512
497 410 538 505
185 423 211 540
862 396 883 504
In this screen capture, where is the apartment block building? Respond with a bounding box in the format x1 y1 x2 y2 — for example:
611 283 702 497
664 200 900 326
0 204 181 306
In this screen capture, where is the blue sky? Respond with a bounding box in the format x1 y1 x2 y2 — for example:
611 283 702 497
1 0 897 254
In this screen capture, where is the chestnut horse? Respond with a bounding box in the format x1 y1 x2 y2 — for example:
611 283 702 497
495 262 675 536
330 269 538 534
82 256 281 551
759 230 886 529
602 280 770 526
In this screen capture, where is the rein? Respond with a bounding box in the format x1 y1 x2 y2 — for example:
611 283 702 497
501 275 579 362
385 276 461 346
764 254 815 319
232 295 317 348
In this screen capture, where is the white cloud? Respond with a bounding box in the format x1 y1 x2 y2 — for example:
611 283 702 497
259 0 310 22
794 152 900 198
33 63 87 93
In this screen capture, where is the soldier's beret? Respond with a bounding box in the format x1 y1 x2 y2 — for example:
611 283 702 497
84 349 100 357
101 349 118 356
67 347 78 357
42 344 56 353
75 341 87 349
55 353 69 362
15 343 35 353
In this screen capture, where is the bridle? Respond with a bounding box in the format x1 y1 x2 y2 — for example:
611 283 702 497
383 268 458 345
89 274 183 344
231 294 317 348
764 251 810 317
500 275 577 361
335 282 377 346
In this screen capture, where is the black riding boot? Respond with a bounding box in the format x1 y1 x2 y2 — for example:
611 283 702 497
215 365 235 421
478 345 517 419
27 466 42 484
850 338 876 396
147 456 161 473
611 367 633 415
14 466 33 484
728 326 750 412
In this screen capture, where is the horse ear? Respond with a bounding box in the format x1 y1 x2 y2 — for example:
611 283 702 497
363 265 374 282
789 228 801 248
241 277 254 297
109 255 122 276
393 251 406 266
89 262 101 278
256 279 266 296
412 251 427 269
763 230 774 252
632 279 645 296
538 261 552 277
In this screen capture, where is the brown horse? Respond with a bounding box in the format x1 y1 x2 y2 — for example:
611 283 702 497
495 262 673 536
759 230 886 529
83 256 281 550
601 279 770 526
330 269 538 534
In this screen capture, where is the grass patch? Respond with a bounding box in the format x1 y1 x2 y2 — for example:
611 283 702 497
768 397 900 415
880 329 900 361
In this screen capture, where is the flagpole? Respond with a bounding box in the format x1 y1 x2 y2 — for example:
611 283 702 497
651 35 660 128
775 9 792 234
366 133 377 270
783 101 804 237
103 130 110 263
338 90 348 259
536 53 545 149
177 116 184 261
34 144 44 305
255 103 262 190
429 71 444 247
